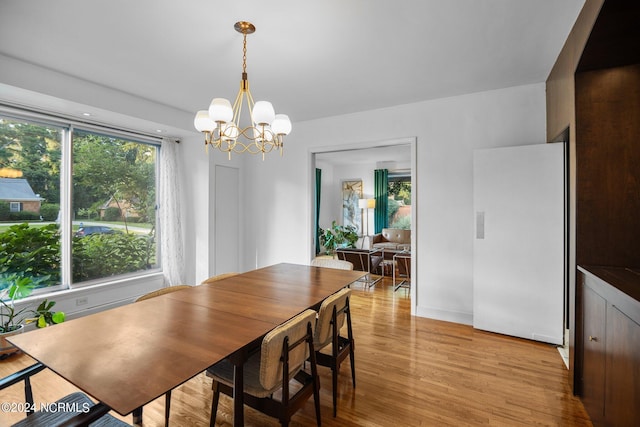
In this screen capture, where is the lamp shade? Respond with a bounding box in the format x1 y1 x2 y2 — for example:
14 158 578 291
252 101 275 125
194 110 216 132
209 98 233 123
271 114 292 135
367 198 376 209
358 199 368 209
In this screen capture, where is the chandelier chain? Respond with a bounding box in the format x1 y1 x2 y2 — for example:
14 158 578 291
242 33 247 75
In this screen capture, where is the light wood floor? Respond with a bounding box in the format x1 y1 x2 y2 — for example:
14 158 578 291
1 277 592 426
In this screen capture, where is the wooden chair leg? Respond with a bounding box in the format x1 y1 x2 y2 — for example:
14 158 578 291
332 363 338 417
210 380 220 427
349 339 356 387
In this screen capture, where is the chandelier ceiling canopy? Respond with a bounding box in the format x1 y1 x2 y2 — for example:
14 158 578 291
194 21 291 160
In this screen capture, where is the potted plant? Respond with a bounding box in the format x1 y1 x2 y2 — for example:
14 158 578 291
0 273 66 357
319 220 359 255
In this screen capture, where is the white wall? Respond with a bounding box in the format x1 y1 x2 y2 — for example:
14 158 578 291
316 162 376 231
180 134 245 284
1 52 547 326
239 83 547 324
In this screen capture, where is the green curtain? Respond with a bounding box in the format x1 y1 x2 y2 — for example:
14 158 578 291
374 169 388 233
315 168 322 254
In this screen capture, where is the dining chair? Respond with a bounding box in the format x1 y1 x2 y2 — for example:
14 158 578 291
336 248 383 287
393 253 411 291
134 284 192 302
313 287 355 417
200 272 239 285
207 309 321 427
133 284 192 426
0 362 129 427
310 257 354 270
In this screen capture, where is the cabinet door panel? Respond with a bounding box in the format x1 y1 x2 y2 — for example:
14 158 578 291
582 284 606 422
605 305 640 427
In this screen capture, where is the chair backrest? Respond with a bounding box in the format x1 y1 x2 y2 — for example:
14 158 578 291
336 249 369 271
259 309 317 391
310 258 354 270
314 288 351 348
201 272 239 285
135 284 192 302
380 228 411 244
397 255 411 276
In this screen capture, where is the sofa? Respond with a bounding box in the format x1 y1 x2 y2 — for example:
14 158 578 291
371 228 411 251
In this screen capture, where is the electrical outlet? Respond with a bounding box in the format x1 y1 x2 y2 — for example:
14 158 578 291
76 297 88 306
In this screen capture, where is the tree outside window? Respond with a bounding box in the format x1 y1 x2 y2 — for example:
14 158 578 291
0 115 160 292
387 175 411 229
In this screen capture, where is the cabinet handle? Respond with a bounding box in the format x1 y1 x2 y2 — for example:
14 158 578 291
589 336 598 342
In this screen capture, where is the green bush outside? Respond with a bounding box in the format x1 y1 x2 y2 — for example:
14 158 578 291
0 223 61 289
40 203 60 221
103 207 122 221
0 223 154 290
0 202 9 220
390 215 411 230
72 232 154 283
7 211 40 221
387 198 400 225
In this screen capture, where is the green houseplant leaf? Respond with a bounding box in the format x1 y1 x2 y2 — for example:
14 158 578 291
319 220 359 254
1 274 65 333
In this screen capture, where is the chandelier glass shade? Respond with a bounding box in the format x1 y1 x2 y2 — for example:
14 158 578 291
194 21 291 160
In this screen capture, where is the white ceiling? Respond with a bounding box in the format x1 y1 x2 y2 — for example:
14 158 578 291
0 0 584 132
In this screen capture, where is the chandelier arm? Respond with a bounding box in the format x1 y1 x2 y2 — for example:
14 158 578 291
246 90 256 114
231 84 244 126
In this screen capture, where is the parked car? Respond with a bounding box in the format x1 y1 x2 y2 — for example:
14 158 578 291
74 225 117 237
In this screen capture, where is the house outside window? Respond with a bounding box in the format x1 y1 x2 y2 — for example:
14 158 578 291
0 113 161 293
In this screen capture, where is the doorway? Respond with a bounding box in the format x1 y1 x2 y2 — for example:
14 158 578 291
310 138 417 315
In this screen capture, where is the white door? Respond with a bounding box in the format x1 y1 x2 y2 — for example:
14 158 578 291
473 143 564 344
214 165 240 274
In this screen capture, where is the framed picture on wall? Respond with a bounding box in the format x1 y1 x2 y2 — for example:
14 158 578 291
342 179 362 233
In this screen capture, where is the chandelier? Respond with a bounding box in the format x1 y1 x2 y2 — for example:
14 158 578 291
194 21 292 160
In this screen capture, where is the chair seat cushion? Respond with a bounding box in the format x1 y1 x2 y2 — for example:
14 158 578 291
372 242 400 250
12 392 127 427
207 352 272 398
208 351 306 399
372 242 411 251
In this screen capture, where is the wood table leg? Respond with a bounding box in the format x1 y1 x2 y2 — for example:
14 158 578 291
229 353 244 427
132 406 142 425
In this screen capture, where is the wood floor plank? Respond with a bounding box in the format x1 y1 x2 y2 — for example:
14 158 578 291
0 277 592 426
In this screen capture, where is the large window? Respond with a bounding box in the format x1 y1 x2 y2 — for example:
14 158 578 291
0 113 160 293
387 174 411 229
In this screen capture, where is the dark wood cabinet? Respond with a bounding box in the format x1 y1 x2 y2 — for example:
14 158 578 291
581 284 606 423
605 305 640 426
577 266 640 427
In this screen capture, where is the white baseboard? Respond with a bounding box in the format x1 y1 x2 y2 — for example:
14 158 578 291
415 305 473 325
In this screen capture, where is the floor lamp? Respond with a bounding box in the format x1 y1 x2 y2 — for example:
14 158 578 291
359 198 376 248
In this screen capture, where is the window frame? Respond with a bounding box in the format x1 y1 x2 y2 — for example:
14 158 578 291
0 106 163 295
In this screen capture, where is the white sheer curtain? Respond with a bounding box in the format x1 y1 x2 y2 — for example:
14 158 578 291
159 138 185 285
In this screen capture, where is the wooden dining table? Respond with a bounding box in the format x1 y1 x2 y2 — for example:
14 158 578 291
8 263 364 426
